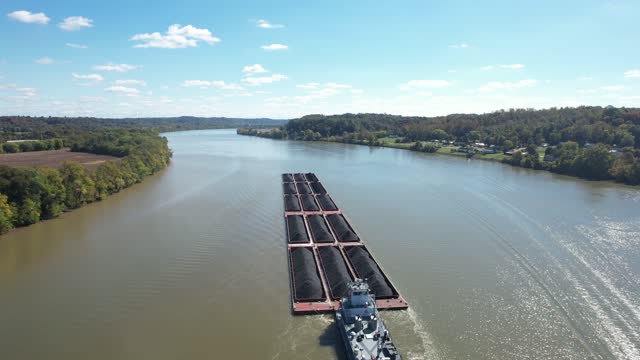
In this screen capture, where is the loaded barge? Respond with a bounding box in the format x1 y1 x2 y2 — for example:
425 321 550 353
282 173 408 314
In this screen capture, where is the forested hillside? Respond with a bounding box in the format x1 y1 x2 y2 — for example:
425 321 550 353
0 116 285 142
239 106 640 185
0 121 173 234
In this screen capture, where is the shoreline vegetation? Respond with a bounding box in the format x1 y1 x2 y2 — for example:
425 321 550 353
0 116 282 235
237 106 640 186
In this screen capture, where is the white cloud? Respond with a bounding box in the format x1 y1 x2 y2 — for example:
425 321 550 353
58 16 93 31
16 87 37 97
449 43 470 49
105 86 139 95
600 85 625 92
256 19 284 29
242 64 268 74
499 64 525 69
577 76 593 81
478 79 537 92
350 89 364 94
401 80 450 89
296 82 320 89
181 80 244 90
624 70 640 79
93 64 138 72
221 83 245 90
326 82 352 89
72 73 104 81
261 43 288 51
114 79 146 86
7 10 50 25
242 74 288 85
66 43 88 49
35 57 54 65
182 80 223 87
482 64 525 70
448 69 457 73
130 24 220 48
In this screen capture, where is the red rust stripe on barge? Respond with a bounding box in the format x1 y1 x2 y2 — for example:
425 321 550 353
282 172 408 314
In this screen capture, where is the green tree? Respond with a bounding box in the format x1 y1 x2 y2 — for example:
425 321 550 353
609 149 640 184
18 142 34 152
502 140 514 152
3 143 19 153
37 168 66 219
59 161 96 209
572 144 614 180
0 193 14 234
16 198 40 226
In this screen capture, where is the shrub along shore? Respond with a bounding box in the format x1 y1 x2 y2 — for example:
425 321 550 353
0 129 171 234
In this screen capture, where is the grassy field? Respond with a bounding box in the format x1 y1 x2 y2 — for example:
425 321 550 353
0 148 119 170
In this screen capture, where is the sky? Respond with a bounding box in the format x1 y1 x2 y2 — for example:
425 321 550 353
0 0 639 119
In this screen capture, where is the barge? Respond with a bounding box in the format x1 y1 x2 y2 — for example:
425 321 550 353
282 173 408 314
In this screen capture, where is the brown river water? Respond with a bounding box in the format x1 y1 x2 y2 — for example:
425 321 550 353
1 129 639 359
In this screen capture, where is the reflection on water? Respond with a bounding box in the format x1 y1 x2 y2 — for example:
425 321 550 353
0 129 638 360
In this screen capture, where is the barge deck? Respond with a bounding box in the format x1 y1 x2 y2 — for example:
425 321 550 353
282 173 409 314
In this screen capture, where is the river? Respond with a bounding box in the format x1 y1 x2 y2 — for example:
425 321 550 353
0 129 639 360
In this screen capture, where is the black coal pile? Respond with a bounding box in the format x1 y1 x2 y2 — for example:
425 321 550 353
317 194 338 211
307 215 334 243
305 173 319 182
283 182 297 195
327 214 359 242
318 246 353 299
290 247 325 300
294 173 306 182
296 182 312 194
282 173 293 182
310 182 327 194
345 246 396 299
301 195 320 211
286 215 308 243
284 195 301 212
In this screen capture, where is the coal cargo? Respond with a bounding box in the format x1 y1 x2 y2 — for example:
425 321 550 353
301 194 320 211
345 246 397 299
318 247 353 299
307 215 334 243
290 247 325 301
327 214 360 242
305 173 319 182
286 215 309 243
282 173 293 182
284 195 301 212
317 194 338 211
283 182 297 195
294 173 306 182
310 182 327 194
296 182 312 194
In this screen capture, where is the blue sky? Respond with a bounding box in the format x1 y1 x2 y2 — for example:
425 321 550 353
0 0 639 119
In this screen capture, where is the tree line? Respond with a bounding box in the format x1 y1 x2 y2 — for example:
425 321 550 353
0 129 171 234
0 116 284 142
1 139 65 154
238 106 640 185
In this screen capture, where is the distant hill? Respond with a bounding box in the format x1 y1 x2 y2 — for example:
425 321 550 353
0 116 287 141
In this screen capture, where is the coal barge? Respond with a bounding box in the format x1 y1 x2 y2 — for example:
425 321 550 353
282 173 408 314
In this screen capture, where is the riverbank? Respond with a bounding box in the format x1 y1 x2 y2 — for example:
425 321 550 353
238 128 640 186
0 130 171 235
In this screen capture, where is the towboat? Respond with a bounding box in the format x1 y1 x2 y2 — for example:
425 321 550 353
335 279 401 360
